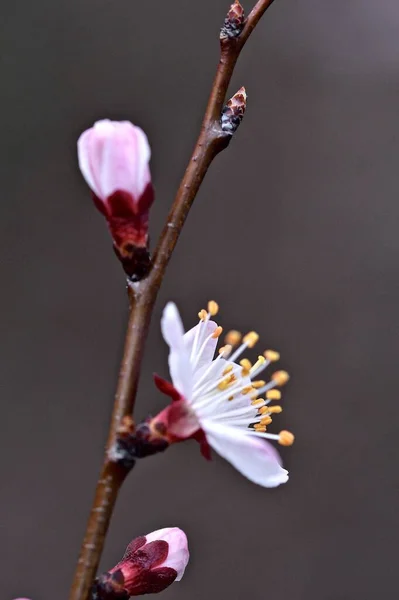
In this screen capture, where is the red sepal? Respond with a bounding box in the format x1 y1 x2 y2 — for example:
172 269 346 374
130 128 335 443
153 374 182 402
193 429 212 461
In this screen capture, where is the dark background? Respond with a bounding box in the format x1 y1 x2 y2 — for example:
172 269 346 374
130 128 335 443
2 1 399 599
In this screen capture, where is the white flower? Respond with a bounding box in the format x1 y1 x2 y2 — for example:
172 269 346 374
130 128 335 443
154 301 294 488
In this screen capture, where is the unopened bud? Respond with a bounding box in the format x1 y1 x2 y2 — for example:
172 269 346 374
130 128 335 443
221 87 247 134
77 120 154 280
93 528 189 599
220 0 246 40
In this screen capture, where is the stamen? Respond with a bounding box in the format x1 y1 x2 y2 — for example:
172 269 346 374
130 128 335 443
278 430 295 446
254 424 267 432
212 326 223 339
251 398 265 408
266 405 283 414
241 385 253 394
223 364 234 375
252 380 266 389
264 349 280 362
260 416 273 426
207 300 219 316
198 309 207 321
225 330 242 346
259 406 271 415
243 331 259 348
266 389 281 400
250 355 266 375
271 370 290 386
218 344 232 357
240 358 252 376
218 373 236 390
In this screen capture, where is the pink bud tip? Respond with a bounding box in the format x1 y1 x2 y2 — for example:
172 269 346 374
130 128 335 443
77 119 152 205
105 527 189 596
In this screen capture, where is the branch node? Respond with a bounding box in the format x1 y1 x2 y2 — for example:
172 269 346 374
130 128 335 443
220 86 247 134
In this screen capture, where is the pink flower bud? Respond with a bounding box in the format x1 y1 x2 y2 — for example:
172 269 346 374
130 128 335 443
96 527 189 598
77 120 154 279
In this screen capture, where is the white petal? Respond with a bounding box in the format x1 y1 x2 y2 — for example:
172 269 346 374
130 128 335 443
161 303 193 399
203 421 289 487
183 320 218 371
145 527 189 581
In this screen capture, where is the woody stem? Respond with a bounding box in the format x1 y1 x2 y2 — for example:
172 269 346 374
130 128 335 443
68 2 277 599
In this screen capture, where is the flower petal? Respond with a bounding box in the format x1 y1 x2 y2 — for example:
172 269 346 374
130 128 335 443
145 527 189 581
183 320 218 371
202 421 288 487
161 303 193 398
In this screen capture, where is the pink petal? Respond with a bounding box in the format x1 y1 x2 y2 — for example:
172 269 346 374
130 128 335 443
77 119 151 203
145 528 189 581
203 421 289 487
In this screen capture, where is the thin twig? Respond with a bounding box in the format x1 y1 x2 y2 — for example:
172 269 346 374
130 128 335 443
68 2 276 599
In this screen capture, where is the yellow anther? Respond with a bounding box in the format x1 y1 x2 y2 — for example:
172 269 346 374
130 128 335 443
258 406 270 415
225 330 242 346
271 370 290 386
218 374 236 390
218 344 232 356
198 309 207 321
264 349 280 362
266 389 281 401
222 364 234 375
228 395 234 401
212 326 223 339
241 385 253 394
252 380 266 389
250 355 266 374
207 300 219 316
267 405 283 414
251 398 264 407
261 416 273 426
254 425 267 432
240 359 252 376
243 331 259 348
278 430 295 446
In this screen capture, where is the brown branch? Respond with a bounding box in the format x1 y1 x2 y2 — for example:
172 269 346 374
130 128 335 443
68 2 277 599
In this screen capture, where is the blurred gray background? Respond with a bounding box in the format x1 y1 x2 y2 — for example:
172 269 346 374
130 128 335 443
2 1 399 599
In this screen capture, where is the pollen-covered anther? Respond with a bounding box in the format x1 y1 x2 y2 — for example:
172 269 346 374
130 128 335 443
243 331 259 348
225 330 242 346
260 416 273 426
198 309 207 321
271 370 290 386
207 300 219 316
266 389 282 401
252 380 266 389
240 358 252 376
212 326 223 339
250 356 266 374
264 349 280 362
254 424 267 432
223 364 234 375
278 430 295 446
218 373 236 390
219 344 232 356
267 405 283 414
241 385 253 394
251 398 265 407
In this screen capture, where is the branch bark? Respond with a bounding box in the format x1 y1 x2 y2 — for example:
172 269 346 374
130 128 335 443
68 2 277 599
